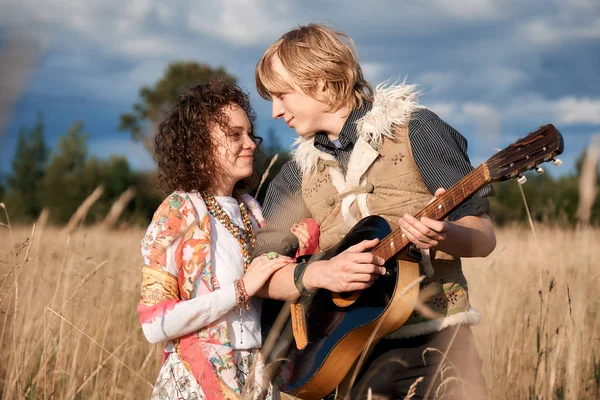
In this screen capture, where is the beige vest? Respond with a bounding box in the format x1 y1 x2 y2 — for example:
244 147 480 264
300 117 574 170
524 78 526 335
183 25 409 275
300 122 479 338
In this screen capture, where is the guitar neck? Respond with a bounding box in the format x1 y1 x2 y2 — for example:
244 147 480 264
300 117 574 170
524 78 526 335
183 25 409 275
372 164 491 261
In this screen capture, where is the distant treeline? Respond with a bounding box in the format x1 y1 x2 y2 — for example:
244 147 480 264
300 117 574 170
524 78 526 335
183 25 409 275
0 114 598 228
0 115 291 227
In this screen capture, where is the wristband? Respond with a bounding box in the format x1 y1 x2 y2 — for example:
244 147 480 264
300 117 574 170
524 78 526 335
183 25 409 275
293 262 316 296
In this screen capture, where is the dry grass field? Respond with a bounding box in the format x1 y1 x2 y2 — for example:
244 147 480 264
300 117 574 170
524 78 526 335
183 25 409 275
1 218 599 399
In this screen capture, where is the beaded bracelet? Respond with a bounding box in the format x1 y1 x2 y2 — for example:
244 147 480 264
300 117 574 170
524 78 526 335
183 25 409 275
234 279 251 311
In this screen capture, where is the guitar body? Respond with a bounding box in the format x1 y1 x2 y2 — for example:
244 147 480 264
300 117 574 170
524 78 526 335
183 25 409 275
269 216 420 399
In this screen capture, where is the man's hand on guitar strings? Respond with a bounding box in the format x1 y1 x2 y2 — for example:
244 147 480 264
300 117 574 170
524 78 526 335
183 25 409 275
303 238 387 293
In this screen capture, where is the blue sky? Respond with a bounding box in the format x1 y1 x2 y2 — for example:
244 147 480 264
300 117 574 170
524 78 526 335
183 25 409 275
1 0 599 178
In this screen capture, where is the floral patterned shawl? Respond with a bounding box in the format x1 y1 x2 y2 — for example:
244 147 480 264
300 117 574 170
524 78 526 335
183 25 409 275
138 191 265 399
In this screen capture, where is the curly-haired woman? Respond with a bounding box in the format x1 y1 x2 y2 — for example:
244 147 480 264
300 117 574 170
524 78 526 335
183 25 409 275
138 80 289 399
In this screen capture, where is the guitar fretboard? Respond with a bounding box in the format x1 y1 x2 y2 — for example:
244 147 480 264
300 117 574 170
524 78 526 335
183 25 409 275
372 164 490 261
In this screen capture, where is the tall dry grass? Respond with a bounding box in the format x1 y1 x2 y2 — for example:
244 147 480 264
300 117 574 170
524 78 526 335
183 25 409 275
465 225 600 399
1 218 599 399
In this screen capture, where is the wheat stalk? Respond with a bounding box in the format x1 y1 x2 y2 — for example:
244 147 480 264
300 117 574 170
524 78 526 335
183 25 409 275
62 185 104 234
45 307 153 388
576 135 600 226
2 225 598 399
255 154 279 197
103 187 136 229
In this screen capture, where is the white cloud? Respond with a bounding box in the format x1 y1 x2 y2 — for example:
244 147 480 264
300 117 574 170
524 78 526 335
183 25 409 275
504 95 600 125
480 66 528 90
432 0 502 20
418 72 457 93
416 66 528 100
555 97 600 125
517 0 600 47
187 0 294 45
1 0 599 131
426 103 457 120
114 35 181 58
462 103 499 120
427 95 600 129
521 17 600 45
125 60 171 92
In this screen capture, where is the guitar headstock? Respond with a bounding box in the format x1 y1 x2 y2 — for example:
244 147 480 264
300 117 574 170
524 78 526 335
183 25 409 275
486 124 564 183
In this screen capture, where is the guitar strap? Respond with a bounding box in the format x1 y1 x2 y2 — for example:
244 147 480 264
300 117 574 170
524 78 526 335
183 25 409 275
290 301 309 350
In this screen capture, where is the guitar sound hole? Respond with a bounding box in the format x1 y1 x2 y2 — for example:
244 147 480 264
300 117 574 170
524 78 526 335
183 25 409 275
339 291 355 299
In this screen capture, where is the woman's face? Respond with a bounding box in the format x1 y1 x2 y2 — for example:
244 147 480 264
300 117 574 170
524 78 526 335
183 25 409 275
211 104 257 187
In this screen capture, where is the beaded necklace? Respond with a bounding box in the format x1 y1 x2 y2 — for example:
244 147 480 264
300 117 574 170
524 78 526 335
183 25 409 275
202 192 255 345
202 192 255 272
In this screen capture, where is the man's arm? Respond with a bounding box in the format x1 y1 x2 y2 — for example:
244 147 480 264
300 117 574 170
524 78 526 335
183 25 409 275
253 161 309 258
409 108 494 221
259 239 386 301
253 161 309 299
254 162 386 301
403 109 496 257
400 189 496 258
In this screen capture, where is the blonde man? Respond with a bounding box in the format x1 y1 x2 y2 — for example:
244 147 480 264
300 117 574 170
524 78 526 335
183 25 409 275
254 24 495 399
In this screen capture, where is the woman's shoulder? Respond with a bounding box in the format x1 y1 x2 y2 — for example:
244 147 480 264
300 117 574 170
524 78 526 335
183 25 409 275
142 191 203 248
150 191 202 227
154 191 190 215
239 193 266 228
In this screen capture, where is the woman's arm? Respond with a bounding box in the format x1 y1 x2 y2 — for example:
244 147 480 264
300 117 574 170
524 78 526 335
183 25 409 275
138 193 291 343
138 271 236 344
138 195 238 344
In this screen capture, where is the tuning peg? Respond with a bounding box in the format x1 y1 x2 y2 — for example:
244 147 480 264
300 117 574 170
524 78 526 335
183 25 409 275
535 167 544 174
517 175 527 185
552 158 562 166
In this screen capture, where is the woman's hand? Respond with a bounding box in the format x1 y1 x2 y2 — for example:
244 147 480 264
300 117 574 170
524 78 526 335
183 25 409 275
243 253 293 296
291 219 320 256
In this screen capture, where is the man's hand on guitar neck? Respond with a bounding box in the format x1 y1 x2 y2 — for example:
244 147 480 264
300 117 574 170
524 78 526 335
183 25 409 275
399 188 496 258
302 238 387 293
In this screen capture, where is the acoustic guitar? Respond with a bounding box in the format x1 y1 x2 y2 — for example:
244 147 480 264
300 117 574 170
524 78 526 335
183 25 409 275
264 124 564 399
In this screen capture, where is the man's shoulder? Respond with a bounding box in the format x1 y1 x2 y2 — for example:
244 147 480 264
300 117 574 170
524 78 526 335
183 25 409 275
280 158 301 174
269 159 302 192
409 107 443 125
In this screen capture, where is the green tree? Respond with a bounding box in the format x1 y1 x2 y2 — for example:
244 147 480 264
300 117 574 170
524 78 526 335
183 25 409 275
5 114 48 221
574 147 600 185
119 62 236 152
489 167 593 226
43 121 92 224
128 170 163 226
82 155 136 222
38 120 163 226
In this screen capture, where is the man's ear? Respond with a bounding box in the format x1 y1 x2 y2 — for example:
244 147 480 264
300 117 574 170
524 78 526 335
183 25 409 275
316 78 327 93
313 78 330 104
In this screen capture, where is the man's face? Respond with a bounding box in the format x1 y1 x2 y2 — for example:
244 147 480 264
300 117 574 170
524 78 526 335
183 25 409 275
269 56 329 138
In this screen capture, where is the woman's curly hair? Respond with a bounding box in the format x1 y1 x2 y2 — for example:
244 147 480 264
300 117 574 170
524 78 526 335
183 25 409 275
154 80 262 195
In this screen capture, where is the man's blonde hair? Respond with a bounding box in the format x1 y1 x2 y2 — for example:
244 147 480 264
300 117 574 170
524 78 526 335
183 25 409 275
256 24 374 112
